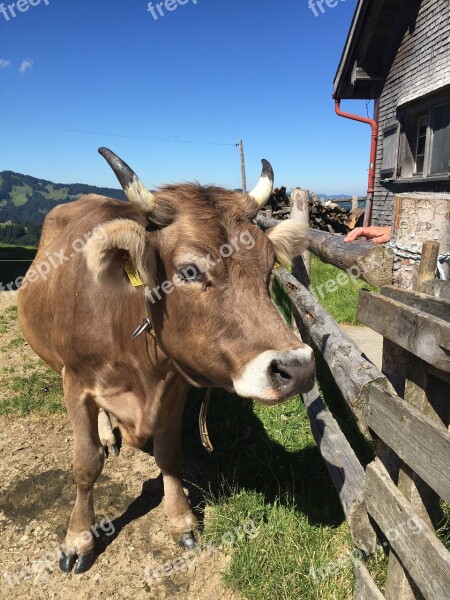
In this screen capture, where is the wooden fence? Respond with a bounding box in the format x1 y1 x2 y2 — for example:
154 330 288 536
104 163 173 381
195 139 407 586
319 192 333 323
272 189 450 600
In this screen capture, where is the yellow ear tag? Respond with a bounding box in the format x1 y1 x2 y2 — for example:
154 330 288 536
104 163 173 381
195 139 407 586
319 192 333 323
124 260 145 287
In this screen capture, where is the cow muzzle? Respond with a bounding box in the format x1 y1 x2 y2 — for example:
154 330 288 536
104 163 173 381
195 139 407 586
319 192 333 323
232 347 315 405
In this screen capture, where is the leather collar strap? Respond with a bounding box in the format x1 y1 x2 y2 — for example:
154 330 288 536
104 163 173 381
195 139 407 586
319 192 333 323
199 388 213 453
131 318 214 453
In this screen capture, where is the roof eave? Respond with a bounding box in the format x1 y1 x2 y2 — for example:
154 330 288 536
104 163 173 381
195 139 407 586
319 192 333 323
333 0 372 100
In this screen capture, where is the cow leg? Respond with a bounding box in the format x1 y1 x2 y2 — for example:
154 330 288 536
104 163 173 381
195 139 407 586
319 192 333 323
153 380 198 549
98 408 119 457
60 377 104 574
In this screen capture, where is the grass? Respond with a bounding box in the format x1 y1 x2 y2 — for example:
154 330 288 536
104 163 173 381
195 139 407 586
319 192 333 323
206 497 354 600
310 255 378 324
0 302 64 416
0 243 37 255
0 305 18 334
438 501 450 551
182 390 356 600
0 367 64 415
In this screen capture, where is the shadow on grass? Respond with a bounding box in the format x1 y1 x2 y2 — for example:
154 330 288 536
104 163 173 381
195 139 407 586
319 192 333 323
179 387 347 531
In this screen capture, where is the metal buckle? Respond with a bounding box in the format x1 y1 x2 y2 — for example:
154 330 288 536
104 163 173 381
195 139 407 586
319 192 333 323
131 318 152 340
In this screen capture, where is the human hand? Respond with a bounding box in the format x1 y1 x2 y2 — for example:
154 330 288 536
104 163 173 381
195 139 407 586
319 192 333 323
344 226 392 245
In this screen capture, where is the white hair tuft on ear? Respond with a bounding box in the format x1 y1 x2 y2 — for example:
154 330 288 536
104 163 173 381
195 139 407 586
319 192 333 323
84 218 154 290
267 220 309 265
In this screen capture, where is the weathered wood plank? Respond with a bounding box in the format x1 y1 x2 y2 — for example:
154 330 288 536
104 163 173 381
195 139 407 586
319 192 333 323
358 290 450 372
380 286 450 323
308 229 394 287
419 279 450 301
380 285 450 322
354 560 385 600
368 382 450 504
275 268 396 437
365 460 450 600
303 383 376 550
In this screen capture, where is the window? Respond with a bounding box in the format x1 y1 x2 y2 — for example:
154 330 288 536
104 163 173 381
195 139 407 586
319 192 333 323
430 104 450 174
398 93 450 180
414 113 428 175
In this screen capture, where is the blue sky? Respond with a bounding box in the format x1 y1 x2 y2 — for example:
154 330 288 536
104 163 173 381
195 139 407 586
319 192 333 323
0 0 373 195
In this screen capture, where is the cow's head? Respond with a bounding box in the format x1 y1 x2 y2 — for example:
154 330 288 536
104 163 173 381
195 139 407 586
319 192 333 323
85 148 315 405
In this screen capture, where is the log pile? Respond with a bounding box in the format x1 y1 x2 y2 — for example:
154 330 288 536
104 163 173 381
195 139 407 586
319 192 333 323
261 189 364 234
309 197 354 234
265 187 291 218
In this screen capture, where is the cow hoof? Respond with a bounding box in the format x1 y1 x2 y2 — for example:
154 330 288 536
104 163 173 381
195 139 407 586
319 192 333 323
74 550 95 574
108 443 120 457
59 552 77 573
59 550 95 574
178 532 198 550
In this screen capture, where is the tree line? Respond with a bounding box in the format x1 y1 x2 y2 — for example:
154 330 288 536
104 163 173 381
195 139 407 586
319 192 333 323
0 222 42 247
0 170 126 246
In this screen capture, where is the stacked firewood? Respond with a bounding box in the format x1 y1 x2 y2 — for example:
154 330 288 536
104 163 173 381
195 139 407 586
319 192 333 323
309 195 353 234
261 189 364 234
265 187 291 218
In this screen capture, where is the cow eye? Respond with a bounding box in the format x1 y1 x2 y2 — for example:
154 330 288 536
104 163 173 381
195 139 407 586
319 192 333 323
177 264 203 283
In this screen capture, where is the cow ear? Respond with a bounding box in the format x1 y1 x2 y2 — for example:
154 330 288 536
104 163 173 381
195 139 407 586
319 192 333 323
267 220 309 265
84 219 155 291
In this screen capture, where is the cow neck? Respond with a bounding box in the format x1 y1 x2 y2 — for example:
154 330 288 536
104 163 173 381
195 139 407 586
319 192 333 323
131 293 214 454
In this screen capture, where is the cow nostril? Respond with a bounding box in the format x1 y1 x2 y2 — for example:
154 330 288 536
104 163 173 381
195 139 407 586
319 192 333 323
270 360 292 382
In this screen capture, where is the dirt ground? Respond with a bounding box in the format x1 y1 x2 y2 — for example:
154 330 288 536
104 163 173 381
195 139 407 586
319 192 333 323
0 293 239 600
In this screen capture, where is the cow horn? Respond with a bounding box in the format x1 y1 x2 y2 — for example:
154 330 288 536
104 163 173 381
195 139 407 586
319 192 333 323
98 147 156 213
247 159 274 208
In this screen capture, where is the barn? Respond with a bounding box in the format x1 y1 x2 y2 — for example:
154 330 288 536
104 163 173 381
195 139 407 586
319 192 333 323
333 0 450 229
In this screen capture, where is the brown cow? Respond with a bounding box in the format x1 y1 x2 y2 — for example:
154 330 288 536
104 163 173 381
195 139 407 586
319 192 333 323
18 148 315 574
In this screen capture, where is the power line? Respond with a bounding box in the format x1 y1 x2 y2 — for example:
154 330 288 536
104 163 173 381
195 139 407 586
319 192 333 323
0 121 236 147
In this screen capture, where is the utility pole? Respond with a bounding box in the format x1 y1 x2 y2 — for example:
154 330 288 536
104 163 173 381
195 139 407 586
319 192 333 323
237 139 247 194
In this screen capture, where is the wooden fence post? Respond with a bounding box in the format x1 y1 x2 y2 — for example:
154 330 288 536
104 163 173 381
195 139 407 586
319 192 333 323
290 188 311 287
417 241 440 287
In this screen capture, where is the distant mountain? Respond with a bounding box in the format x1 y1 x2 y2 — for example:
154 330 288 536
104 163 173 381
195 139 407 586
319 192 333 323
0 170 126 246
0 170 126 223
318 194 353 200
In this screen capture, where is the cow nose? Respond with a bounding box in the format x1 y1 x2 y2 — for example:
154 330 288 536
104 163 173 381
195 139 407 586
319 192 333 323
269 354 315 396
232 347 316 402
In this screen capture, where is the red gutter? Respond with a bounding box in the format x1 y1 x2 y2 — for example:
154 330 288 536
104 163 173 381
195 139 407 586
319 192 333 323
334 99 379 227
